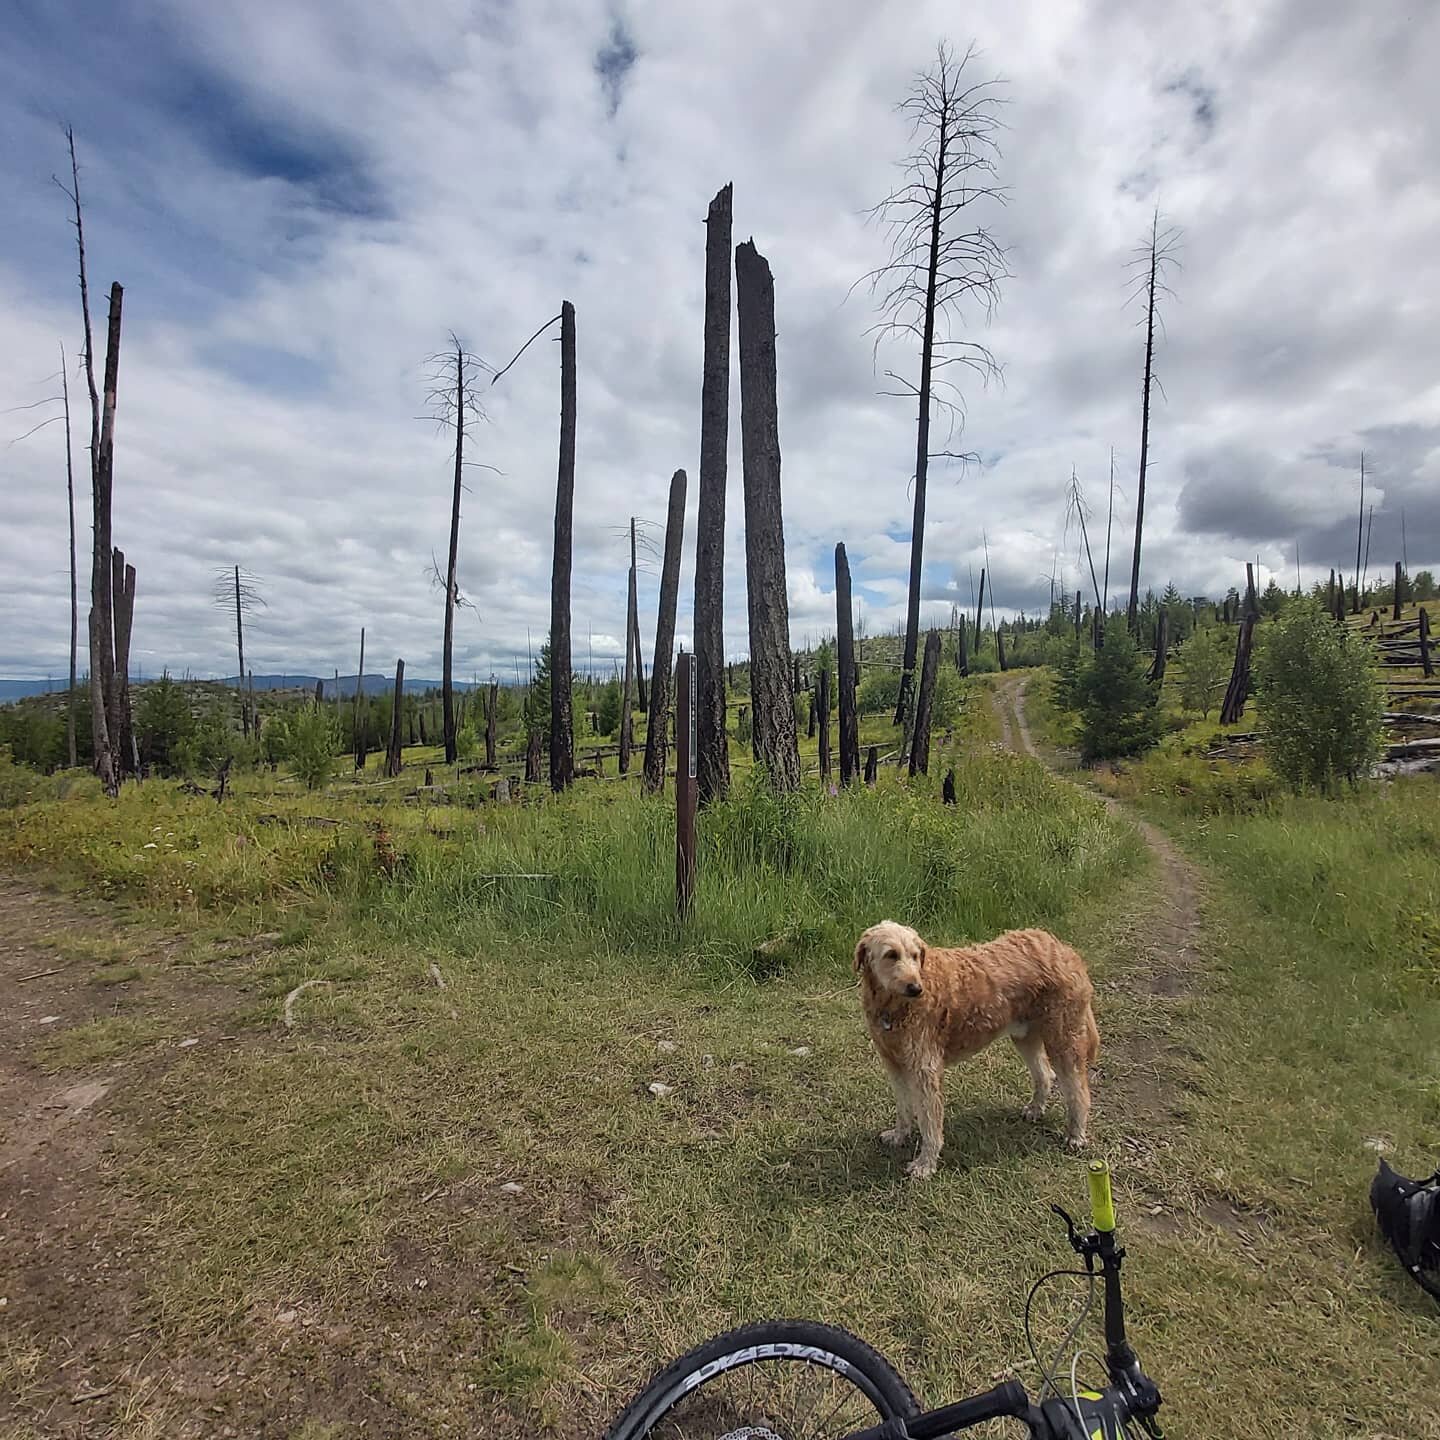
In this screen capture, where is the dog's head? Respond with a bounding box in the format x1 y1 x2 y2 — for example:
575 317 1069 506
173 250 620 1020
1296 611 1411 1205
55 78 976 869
853 920 927 1001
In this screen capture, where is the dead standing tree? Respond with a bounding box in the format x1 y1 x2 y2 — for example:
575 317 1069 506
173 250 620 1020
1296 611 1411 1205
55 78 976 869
694 182 733 806
112 549 137 772
215 567 265 738
1125 207 1181 633
735 239 800 791
549 300 578 792
58 127 117 793
353 628 367 769
1219 565 1258 725
909 629 942 776
385 659 406 777
61 345 78 766
861 42 1007 725
835 543 861 786
422 337 492 765
643 469 687 794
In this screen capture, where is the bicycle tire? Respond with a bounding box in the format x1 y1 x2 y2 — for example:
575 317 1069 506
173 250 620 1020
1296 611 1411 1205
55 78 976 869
603 1319 920 1440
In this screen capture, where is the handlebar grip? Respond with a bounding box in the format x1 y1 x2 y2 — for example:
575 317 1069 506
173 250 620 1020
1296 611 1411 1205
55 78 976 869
1088 1159 1116 1233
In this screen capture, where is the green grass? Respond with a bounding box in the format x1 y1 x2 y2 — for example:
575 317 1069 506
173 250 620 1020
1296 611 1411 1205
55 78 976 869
38 1014 172 1071
3 682 1439 1437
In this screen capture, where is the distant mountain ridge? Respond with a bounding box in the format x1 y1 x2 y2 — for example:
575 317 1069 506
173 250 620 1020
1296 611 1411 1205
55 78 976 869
0 674 494 702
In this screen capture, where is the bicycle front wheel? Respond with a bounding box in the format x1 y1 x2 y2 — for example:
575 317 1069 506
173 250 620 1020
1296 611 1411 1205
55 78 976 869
603 1319 920 1440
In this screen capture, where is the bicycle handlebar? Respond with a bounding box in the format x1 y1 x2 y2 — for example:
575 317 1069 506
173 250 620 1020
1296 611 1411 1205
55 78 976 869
841 1381 1030 1440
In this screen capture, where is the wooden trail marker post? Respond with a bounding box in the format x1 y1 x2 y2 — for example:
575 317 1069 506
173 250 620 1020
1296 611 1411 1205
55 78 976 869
675 650 697 917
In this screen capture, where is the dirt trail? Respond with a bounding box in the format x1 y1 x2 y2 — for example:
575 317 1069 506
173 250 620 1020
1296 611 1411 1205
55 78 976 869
994 676 1206 1156
1002 676 1200 996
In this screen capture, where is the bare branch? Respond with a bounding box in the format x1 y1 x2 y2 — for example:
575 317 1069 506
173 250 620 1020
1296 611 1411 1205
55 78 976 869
490 312 564 387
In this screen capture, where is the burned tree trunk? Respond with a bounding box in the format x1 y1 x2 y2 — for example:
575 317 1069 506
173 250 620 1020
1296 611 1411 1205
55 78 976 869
62 352 78 769
525 726 542 784
1219 566 1257 726
353 628 367 770
485 679 499 767
818 666 832 784
87 284 124 796
1146 608 1169 684
385 660 405 777
807 691 816 740
1394 560 1404 622
1419 607 1433 679
909 630 942 777
643 468 687 794
864 745 878 786
695 183 733 806
111 549 136 777
549 299 577 792
973 569 986 654
1327 569 1337 622
996 627 1008 672
620 518 638 774
836 543 860 787
442 344 464 764
735 239 800 791
942 769 957 804
1074 589 1083 642
956 616 968 676
419 711 428 746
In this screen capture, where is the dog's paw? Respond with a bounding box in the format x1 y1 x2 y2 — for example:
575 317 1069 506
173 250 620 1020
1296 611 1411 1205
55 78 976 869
905 1156 938 1181
1022 1101 1049 1123
879 1127 911 1149
1064 1134 1088 1153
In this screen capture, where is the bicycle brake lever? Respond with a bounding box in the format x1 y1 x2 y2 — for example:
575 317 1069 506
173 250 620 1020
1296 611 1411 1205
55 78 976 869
1050 1203 1081 1249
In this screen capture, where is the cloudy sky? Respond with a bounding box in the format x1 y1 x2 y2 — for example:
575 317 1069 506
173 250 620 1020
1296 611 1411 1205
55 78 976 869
3 0 1438 683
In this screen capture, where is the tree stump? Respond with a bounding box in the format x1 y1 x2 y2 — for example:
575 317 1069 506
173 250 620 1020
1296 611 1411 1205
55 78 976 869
864 746 878 786
942 769 957 805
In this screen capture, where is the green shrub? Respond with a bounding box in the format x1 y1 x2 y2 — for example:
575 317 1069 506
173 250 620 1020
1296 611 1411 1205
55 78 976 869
595 679 622 737
286 708 341 791
1175 625 1229 718
0 747 43 807
1253 600 1384 791
856 669 900 716
136 674 195 774
1075 620 1162 763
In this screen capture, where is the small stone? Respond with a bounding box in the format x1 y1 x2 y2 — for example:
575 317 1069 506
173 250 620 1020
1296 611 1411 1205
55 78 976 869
276 1309 298 1325
788 1046 812 1057
1363 1136 1392 1154
656 1039 678 1054
39 1016 61 1025
178 1038 200 1049
499 1181 524 1195
701 1054 715 1068
647 1082 675 1099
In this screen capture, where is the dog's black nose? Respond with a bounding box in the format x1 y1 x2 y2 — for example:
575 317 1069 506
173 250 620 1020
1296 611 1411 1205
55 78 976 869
905 982 923 998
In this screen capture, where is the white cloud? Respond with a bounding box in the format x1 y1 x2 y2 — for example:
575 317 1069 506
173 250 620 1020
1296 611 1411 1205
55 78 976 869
2 0 1438 681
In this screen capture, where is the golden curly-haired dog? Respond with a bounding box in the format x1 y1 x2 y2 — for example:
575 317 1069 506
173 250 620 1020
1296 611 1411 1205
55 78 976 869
855 920 1100 1179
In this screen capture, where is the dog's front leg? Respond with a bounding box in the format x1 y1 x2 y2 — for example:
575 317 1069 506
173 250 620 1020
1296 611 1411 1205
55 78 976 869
879 1061 913 1148
905 1063 945 1180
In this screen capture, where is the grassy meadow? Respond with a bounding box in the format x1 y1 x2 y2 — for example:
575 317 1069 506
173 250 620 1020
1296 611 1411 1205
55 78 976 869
2 673 1439 1438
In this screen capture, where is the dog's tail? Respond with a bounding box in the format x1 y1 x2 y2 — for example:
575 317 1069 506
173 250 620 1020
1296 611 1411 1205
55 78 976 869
1085 1006 1100 1067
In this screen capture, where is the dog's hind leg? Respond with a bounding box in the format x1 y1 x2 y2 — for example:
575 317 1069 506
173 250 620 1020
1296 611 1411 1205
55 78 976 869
1012 1031 1054 1122
904 1061 945 1180
879 1061 914 1148
1048 1033 1092 1151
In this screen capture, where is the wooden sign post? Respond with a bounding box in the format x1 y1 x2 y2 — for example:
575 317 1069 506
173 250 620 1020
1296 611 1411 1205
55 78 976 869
675 650 697 917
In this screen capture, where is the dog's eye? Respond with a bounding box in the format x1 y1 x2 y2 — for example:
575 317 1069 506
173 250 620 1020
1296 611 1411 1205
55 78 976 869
884 949 897 961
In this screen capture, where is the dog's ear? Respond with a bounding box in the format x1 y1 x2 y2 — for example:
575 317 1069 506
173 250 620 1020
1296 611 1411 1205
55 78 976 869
916 940 928 970
853 938 869 974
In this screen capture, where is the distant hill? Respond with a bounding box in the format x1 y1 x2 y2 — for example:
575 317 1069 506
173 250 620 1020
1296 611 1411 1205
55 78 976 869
0 674 494 704
222 674 486 696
